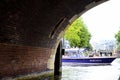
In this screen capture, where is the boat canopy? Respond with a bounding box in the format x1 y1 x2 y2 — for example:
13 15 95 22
63 48 86 58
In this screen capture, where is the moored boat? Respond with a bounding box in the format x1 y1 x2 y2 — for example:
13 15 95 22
62 48 117 66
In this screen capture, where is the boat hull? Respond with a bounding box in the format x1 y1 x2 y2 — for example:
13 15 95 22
62 57 116 66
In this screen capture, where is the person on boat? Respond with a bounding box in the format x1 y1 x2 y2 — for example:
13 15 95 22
100 51 102 56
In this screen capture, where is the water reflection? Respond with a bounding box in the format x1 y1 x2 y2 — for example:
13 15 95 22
62 58 120 80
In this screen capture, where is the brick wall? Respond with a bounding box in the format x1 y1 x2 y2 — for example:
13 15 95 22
0 43 52 78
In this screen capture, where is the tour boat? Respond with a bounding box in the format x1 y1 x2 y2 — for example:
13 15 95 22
62 48 117 66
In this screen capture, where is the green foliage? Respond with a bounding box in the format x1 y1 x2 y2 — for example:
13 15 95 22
117 45 120 50
64 17 92 48
86 43 93 50
115 30 120 44
115 29 120 50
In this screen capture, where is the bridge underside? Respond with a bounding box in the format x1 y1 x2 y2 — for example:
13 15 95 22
0 0 107 79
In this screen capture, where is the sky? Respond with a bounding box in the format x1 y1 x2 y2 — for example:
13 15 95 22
81 0 120 43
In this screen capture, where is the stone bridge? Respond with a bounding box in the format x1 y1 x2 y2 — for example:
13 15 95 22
0 0 107 80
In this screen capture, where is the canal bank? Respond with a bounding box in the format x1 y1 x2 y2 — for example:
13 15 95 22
1 70 54 80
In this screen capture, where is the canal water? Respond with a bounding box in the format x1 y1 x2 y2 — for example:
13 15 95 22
62 58 120 80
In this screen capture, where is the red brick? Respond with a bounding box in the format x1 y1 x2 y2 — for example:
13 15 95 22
0 43 52 77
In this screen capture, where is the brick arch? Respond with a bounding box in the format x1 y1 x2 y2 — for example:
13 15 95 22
0 0 107 79
48 0 108 69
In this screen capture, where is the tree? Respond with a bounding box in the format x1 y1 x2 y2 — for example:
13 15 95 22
115 29 120 50
64 17 92 48
115 30 120 43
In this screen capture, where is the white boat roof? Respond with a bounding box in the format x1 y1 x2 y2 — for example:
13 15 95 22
65 48 84 52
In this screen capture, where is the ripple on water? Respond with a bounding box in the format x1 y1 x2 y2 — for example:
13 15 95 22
62 58 120 80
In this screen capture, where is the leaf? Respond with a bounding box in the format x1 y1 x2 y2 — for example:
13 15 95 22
64 17 92 48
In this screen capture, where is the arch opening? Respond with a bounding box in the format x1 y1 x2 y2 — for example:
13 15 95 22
61 0 120 80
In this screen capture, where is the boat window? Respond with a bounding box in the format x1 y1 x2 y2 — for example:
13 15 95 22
72 52 76 56
65 52 69 56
